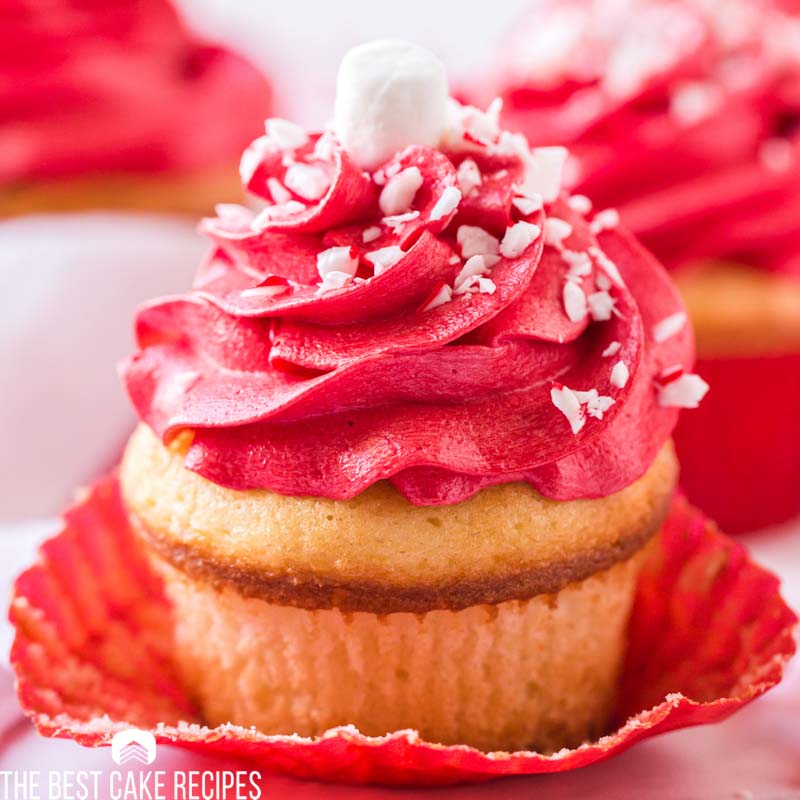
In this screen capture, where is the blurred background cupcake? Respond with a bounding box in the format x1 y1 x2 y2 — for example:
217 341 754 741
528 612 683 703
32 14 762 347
0 0 271 216
489 0 800 532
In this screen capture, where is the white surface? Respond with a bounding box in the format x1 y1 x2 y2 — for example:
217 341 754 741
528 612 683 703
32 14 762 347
0 213 206 521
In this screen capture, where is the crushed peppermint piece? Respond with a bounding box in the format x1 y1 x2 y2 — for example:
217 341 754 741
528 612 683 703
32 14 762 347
653 311 688 343
457 225 500 259
250 200 306 230
382 210 420 229
421 281 453 311
267 177 292 206
265 118 309 150
454 254 499 293
239 136 273 184
563 280 588 322
213 203 254 229
610 360 630 388
365 246 404 275
457 158 482 196
589 246 624 286
602 341 622 358
574 389 615 419
379 166 423 216
523 146 567 203
283 163 331 201
362 226 382 243
317 270 354 294
430 186 462 221
551 383 585 434
544 217 573 246
595 272 612 291
561 249 592 276
240 284 289 300
590 209 621 234
587 290 615 321
448 255 462 265
478 277 497 294
657 373 709 408
316 245 358 280
313 133 336 161
512 194 543 216
500 221 541 258
567 194 593 215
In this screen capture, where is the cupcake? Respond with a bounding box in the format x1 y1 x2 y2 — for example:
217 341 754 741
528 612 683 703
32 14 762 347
119 41 706 753
0 0 271 216
492 0 800 532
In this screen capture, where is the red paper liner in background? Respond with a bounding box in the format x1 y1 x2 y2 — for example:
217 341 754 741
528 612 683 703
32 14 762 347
8 476 796 786
674 351 800 535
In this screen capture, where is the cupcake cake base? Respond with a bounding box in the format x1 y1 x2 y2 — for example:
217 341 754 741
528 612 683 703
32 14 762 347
121 424 676 752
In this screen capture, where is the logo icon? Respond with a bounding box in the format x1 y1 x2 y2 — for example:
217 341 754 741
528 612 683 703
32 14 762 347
111 729 157 766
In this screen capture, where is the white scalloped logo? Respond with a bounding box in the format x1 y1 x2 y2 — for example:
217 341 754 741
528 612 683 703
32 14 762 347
111 729 157 766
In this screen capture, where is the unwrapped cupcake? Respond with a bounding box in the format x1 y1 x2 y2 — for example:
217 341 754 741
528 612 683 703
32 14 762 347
0 0 271 216
491 0 800 532
119 40 708 753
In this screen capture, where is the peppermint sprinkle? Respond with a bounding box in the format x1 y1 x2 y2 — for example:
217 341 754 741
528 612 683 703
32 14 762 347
316 245 358 280
366 246 404 276
457 158 482 196
500 221 542 258
283 163 330 201
563 280 588 322
265 118 309 150
602 341 622 358
379 166 423 216
382 210 420 229
240 282 290 300
457 225 500 259
587 290 615 321
454 254 500 294
653 311 688 343
551 383 585 434
567 194 593 215
430 186 462 221
610 360 630 388
267 177 292 206
657 373 709 408
421 282 453 311
512 194 543 216
250 200 306 230
574 389 615 420
478 277 497 294
544 217 573 246
524 146 567 203
590 209 620 234
239 136 273 184
317 270 353 294
589 246 624 286
362 226 382 243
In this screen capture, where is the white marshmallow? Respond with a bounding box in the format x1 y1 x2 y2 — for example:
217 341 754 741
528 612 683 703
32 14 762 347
334 40 449 169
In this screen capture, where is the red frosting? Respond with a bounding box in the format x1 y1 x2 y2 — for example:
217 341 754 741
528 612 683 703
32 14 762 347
122 108 695 505
496 0 800 276
0 0 271 184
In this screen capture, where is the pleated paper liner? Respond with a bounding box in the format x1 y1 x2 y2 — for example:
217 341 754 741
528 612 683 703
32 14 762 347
674 351 800 534
9 476 797 786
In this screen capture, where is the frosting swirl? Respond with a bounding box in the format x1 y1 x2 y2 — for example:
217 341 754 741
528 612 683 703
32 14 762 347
0 0 270 184
496 0 800 276
123 86 702 505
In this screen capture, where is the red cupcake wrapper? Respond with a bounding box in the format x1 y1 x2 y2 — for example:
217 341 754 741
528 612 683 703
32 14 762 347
674 351 800 534
9 476 796 786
